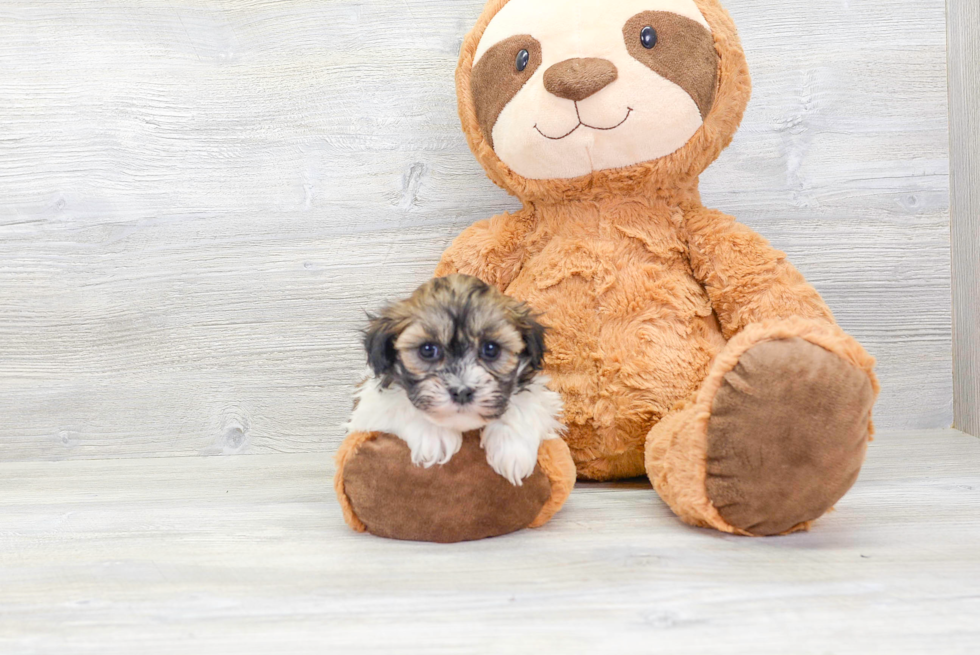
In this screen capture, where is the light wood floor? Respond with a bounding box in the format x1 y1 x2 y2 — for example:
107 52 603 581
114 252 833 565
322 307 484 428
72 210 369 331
1 429 977 654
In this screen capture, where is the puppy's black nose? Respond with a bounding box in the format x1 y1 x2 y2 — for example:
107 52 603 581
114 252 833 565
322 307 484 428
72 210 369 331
449 386 474 405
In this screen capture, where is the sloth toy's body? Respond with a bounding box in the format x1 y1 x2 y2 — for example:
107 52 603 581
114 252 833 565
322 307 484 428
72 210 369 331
336 0 879 541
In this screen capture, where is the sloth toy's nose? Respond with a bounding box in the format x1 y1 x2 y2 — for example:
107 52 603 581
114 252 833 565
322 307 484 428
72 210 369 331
543 58 618 102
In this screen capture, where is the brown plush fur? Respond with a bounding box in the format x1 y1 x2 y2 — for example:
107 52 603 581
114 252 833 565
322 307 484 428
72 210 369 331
334 430 374 533
622 11 719 119
645 318 878 535
340 431 553 542
529 437 578 527
334 0 879 538
333 431 577 535
440 0 763 479
450 0 750 204
434 0 880 533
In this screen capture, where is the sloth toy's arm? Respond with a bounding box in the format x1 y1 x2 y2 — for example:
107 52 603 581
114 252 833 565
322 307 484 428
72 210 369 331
681 206 835 339
434 209 535 291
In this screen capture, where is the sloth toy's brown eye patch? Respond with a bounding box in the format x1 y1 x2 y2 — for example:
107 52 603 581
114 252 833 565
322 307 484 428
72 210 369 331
623 11 719 119
471 35 542 149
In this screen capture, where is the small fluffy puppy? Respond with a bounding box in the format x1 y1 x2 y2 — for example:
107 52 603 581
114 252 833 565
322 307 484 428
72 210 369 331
345 274 564 485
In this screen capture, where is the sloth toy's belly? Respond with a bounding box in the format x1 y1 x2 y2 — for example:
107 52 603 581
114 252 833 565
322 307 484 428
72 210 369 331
505 228 727 480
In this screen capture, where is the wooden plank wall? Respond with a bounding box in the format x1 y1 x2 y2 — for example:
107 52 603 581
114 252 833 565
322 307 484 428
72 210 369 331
947 0 980 438
0 0 952 460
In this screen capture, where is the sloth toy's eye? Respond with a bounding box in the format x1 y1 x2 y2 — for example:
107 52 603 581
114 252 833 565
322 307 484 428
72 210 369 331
515 49 530 72
640 26 657 49
418 342 442 361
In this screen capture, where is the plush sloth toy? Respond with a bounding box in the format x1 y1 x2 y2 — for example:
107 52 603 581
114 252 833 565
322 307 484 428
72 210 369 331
335 0 879 541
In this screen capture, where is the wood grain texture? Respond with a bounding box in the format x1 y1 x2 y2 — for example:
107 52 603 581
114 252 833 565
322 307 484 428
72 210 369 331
0 0 951 461
947 0 980 437
0 428 977 653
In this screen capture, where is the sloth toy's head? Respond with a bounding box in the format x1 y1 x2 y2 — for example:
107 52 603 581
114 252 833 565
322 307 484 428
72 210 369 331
457 0 751 198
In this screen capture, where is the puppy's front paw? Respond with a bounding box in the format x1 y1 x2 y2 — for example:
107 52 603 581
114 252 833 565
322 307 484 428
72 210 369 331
403 429 463 468
481 423 539 486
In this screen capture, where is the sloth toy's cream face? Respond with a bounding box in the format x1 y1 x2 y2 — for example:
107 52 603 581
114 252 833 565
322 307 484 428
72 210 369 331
471 0 719 179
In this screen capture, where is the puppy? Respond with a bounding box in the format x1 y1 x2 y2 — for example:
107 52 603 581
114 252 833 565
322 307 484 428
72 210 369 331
345 274 564 485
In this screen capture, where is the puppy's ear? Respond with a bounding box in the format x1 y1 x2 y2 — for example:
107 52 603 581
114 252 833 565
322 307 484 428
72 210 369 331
518 312 547 374
363 313 399 377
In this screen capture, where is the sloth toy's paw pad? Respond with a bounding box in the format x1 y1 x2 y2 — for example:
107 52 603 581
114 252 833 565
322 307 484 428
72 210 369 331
340 431 552 542
704 337 876 536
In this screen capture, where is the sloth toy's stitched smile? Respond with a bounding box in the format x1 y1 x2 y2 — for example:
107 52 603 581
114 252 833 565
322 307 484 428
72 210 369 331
533 103 633 140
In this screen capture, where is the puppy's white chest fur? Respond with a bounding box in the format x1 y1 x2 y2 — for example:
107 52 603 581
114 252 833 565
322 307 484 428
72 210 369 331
346 376 564 486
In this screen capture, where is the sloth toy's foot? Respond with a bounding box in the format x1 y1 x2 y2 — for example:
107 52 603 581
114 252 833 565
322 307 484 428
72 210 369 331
646 318 878 536
703 337 875 535
334 431 575 543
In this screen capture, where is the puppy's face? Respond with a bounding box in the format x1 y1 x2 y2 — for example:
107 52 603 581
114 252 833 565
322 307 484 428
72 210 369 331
364 275 546 431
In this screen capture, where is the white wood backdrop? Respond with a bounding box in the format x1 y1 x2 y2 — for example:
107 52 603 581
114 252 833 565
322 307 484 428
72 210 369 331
948 0 980 438
0 0 951 460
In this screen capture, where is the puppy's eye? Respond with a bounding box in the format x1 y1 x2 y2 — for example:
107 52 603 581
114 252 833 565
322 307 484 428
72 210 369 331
480 341 501 361
640 26 657 49
515 49 530 72
418 343 442 361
